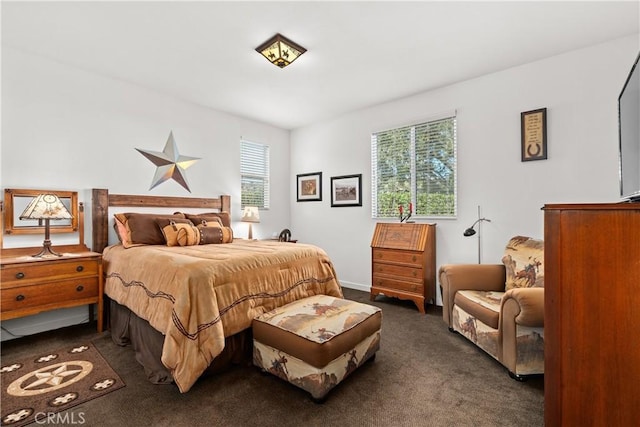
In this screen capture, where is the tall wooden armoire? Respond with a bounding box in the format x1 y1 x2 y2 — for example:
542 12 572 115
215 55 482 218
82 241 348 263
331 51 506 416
543 203 640 426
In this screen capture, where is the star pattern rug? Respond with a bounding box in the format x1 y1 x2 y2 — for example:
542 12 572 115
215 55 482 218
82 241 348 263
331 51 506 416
1 343 125 426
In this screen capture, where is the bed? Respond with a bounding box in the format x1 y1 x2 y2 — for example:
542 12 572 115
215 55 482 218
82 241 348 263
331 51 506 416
91 189 343 393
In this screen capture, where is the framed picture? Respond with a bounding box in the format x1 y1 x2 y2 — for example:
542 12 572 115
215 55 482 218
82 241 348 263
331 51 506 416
330 174 362 207
296 172 322 202
521 108 547 161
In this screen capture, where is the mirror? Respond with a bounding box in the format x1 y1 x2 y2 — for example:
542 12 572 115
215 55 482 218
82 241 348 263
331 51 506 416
3 189 78 235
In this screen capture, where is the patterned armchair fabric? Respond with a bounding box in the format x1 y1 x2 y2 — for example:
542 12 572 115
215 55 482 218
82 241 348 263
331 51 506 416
439 236 544 379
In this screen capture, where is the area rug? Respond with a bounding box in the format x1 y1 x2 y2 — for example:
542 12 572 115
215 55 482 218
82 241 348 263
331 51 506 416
1 343 125 427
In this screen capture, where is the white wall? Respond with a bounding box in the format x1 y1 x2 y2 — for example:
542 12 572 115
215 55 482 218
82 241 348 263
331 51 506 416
2 35 638 339
1 47 291 340
290 35 640 303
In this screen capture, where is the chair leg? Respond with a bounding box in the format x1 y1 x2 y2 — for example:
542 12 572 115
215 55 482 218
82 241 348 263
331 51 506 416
508 371 527 382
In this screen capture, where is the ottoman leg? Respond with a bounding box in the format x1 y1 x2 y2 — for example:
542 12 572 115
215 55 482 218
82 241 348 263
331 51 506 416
311 394 328 404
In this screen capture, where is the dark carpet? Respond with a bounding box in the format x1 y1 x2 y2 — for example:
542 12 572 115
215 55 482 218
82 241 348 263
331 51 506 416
0 288 543 426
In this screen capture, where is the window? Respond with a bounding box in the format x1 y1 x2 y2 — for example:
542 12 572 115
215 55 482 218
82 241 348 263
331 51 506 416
371 114 457 218
240 140 270 209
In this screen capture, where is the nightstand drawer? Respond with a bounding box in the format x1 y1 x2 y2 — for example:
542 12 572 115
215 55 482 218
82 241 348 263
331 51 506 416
372 248 422 266
1 277 99 313
1 258 98 284
372 275 423 295
372 262 423 280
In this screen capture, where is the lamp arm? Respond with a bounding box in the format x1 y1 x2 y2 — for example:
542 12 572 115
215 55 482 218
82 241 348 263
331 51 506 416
468 218 481 229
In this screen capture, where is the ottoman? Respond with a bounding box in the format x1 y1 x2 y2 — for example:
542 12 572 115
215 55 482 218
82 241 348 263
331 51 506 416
252 295 382 401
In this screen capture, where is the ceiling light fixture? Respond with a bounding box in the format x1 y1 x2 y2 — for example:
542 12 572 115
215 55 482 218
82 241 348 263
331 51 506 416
255 33 306 68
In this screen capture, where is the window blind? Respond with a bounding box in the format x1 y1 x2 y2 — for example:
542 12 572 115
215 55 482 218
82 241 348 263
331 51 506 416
371 115 457 218
240 140 270 209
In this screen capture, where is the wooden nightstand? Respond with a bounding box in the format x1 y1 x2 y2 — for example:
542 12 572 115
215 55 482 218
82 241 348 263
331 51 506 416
0 251 104 332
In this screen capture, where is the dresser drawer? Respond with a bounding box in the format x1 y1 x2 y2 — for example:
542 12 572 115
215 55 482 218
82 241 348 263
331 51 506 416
1 276 99 313
372 275 424 295
372 248 422 266
1 258 98 285
372 261 423 280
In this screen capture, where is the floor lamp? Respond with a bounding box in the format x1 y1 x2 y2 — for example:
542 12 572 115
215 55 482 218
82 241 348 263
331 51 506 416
463 205 491 264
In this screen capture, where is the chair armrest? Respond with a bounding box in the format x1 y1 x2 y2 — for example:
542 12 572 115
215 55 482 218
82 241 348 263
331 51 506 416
439 264 506 327
501 287 544 327
500 287 544 374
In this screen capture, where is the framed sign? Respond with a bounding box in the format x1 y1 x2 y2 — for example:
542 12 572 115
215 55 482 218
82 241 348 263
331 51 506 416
330 174 362 207
296 172 322 202
521 108 547 161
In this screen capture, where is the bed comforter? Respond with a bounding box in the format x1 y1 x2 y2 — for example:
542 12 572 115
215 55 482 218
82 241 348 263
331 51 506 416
102 240 343 392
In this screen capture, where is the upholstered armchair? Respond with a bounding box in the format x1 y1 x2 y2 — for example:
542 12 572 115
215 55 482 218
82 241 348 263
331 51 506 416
439 236 544 380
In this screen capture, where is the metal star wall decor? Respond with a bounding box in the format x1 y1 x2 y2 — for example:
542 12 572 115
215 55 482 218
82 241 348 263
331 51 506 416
136 131 201 193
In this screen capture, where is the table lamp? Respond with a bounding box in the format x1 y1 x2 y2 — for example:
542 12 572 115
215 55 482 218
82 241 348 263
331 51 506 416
241 206 260 240
19 193 73 257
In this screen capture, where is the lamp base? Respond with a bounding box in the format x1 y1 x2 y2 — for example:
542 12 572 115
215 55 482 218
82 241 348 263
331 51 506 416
32 240 63 258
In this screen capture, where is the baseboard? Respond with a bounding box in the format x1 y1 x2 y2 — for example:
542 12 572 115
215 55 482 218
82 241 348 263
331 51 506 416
339 280 370 293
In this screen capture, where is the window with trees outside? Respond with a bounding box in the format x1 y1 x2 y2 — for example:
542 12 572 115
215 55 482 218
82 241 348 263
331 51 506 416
240 140 270 209
371 114 457 219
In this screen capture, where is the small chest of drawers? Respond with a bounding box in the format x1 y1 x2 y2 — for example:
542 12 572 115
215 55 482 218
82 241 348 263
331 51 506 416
0 252 103 332
370 222 436 314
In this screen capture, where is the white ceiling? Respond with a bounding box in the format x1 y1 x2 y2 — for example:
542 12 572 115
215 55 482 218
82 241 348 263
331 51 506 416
2 1 639 130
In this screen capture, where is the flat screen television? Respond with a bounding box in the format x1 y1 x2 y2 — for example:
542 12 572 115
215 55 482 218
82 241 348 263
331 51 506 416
618 51 640 202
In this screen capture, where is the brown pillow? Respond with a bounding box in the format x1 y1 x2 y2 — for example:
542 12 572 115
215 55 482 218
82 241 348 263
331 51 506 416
113 213 143 249
113 216 126 244
196 221 234 244
156 218 197 246
183 212 231 227
114 212 185 248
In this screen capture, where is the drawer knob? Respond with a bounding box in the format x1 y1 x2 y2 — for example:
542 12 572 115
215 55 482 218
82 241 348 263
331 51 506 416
16 294 25 301
412 271 417 277
412 255 417 262
15 272 25 279
76 266 84 272
76 285 84 292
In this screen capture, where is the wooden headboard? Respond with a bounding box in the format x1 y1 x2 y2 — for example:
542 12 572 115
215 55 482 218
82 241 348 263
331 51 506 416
91 189 231 253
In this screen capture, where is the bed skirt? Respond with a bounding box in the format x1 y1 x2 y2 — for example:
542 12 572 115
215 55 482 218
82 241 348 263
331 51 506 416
109 299 253 386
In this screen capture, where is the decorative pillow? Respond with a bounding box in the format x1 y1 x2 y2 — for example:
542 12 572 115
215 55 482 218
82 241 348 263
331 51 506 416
195 220 234 244
156 218 198 247
175 225 200 247
187 216 223 228
502 236 544 291
183 212 231 227
114 212 185 248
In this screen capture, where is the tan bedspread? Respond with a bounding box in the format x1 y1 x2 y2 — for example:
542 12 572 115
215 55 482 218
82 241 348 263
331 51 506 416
102 240 343 392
